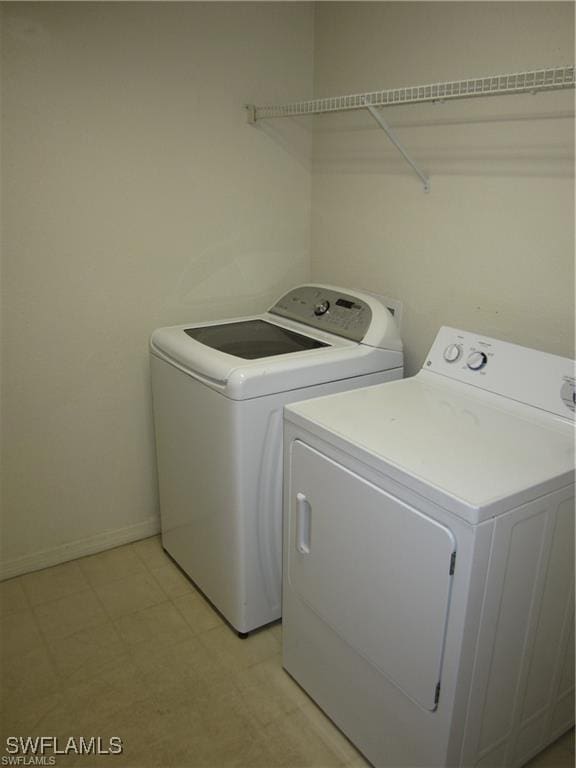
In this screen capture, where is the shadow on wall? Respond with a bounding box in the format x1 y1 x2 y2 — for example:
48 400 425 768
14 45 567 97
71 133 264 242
309 92 574 179
249 115 314 173
167 226 310 322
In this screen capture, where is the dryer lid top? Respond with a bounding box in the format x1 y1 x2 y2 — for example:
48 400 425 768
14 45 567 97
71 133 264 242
285 374 574 524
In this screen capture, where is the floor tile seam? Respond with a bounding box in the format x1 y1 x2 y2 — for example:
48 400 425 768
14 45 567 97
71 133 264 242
168 596 208 637
82 541 148 562
131 541 171 570
195 628 234 657
190 653 279 686
147 574 202 603
1 574 34 615
34 614 110 648
132 637 217 681
39 616 131 691
237 643 286 672
60 656 153 706
129 536 162 561
293 704 362 766
158 586 200 604
90 569 172 623
10 688 70 735
54 653 136 695
78 563 149 591
23 578 94 610
100 583 172 614
259 685 308 717
132 547 188 579
111 612 157 650
76 539 158 580
17 597 64 681
81 581 151 640
28 578 95 610
0 642 56 696
56 636 137 689
170 591 207 616
112 619 198 656
141 554 204 601
228 677 302 728
194 705 264 744
110 590 207 645
140 563 192 600
147 676 221 712
8 558 86 608
38 596 133 663
260 708 337 748
271 713 350 768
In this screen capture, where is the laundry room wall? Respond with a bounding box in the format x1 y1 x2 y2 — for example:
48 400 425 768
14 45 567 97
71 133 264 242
0 3 314 577
311 2 575 375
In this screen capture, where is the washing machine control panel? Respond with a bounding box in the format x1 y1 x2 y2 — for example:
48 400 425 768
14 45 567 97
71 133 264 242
426 326 575 420
270 286 375 342
314 300 331 316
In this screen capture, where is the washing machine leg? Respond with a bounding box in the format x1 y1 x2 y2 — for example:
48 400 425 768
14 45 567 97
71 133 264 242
237 631 249 639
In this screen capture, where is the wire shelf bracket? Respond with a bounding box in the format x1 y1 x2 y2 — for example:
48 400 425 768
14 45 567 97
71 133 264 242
366 105 430 192
245 65 575 192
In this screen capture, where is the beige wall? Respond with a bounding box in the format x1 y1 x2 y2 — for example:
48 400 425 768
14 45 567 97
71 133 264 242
0 2 314 576
2 2 574 577
311 2 575 375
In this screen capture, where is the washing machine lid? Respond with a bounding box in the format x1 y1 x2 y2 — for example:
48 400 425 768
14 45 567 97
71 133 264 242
183 319 329 359
150 284 403 399
150 313 403 400
285 374 575 524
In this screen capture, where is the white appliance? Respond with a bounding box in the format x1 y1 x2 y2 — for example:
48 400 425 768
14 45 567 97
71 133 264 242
283 326 575 767
150 284 403 635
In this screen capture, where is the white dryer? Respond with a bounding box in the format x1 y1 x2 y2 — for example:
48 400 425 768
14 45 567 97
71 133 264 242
283 326 574 767
150 285 403 635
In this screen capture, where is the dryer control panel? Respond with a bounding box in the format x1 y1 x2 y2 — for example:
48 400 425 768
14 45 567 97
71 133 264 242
425 326 576 420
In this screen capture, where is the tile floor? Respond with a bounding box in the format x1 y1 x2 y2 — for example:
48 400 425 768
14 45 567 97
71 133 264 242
0 537 573 768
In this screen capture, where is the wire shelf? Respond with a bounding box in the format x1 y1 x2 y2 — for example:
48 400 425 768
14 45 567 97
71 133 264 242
248 66 575 121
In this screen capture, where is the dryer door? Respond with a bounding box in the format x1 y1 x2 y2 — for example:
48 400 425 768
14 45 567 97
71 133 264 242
287 441 456 711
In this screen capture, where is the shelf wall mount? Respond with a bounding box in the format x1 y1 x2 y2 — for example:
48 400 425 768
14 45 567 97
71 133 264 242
365 104 430 192
245 65 575 192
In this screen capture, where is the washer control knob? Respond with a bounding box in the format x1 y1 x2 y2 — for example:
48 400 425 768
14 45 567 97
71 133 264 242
314 300 330 316
467 351 488 371
443 344 463 363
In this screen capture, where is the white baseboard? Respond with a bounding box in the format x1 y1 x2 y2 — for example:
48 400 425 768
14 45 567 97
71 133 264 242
0 517 161 581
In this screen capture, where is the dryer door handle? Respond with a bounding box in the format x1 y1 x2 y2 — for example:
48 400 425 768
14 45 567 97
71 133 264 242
296 493 311 555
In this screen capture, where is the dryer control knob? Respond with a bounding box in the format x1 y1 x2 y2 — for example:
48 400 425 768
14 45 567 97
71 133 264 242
314 300 330 316
443 344 462 363
560 381 576 412
467 351 488 371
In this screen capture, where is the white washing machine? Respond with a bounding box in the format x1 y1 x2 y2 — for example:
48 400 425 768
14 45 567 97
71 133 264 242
283 326 574 767
150 284 403 635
